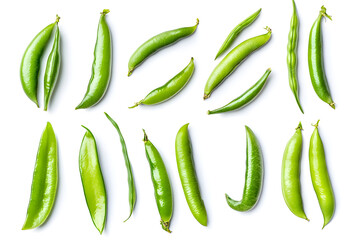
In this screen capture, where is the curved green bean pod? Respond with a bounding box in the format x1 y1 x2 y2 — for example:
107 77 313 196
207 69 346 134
215 8 261 60
104 112 136 222
129 58 195 108
20 16 59 107
287 0 303 113
44 19 61 111
175 123 207 226
208 68 271 115
226 126 263 212
204 27 272 99
79 126 107 234
76 10 112 109
22 122 58 230
308 6 334 109
128 19 199 76
281 122 308 221
143 130 173 233
309 120 335 228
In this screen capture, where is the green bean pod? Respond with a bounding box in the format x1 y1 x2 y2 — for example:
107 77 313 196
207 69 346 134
76 10 112 109
308 6 334 109
128 19 199 76
281 122 308 221
215 8 261 60
79 126 107 234
208 68 271 115
204 27 272 99
129 58 195 108
104 112 136 222
309 120 335 228
22 122 58 230
287 0 303 113
20 16 59 107
175 123 207 226
143 130 173 233
44 19 61 111
226 126 263 212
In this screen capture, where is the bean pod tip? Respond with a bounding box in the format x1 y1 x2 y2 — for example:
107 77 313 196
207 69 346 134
101 9 110 15
320 6 332 21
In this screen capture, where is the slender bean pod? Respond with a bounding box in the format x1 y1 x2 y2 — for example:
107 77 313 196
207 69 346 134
175 123 207 226
44 18 61 111
204 27 272 99
287 0 304 113
208 68 271 114
309 120 335 228
281 122 308 221
20 16 59 107
215 8 261 60
226 126 263 212
79 126 107 234
143 130 173 233
76 10 112 109
22 122 58 230
128 19 199 76
308 6 334 109
104 112 136 222
129 58 195 108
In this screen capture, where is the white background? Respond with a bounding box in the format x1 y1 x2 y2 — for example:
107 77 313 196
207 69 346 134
0 0 357 239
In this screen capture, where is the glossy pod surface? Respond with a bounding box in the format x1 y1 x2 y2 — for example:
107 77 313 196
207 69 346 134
309 121 335 228
281 122 308 220
104 113 136 222
175 124 207 226
128 19 199 76
129 58 195 108
44 20 61 111
143 130 173 232
226 126 263 212
308 6 334 109
287 0 303 113
215 8 261 60
79 126 107 234
20 17 58 107
76 10 112 109
22 122 58 230
208 68 271 114
204 27 271 99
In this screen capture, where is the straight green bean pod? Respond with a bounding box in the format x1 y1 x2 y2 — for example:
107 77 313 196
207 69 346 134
128 19 199 76
309 120 335 228
44 18 61 111
76 9 112 109
22 122 58 230
104 113 136 222
287 0 303 113
79 126 107 234
215 8 261 60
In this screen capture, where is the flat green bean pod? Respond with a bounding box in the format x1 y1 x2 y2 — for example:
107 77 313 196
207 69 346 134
79 126 107 234
287 0 304 113
281 122 308 221
128 19 199 76
104 112 136 222
308 6 334 109
44 18 61 111
129 58 195 108
22 122 58 230
204 27 272 99
143 130 173 233
215 8 261 60
76 9 112 109
175 123 207 226
20 16 59 107
309 120 335 228
226 126 263 212
208 68 271 114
